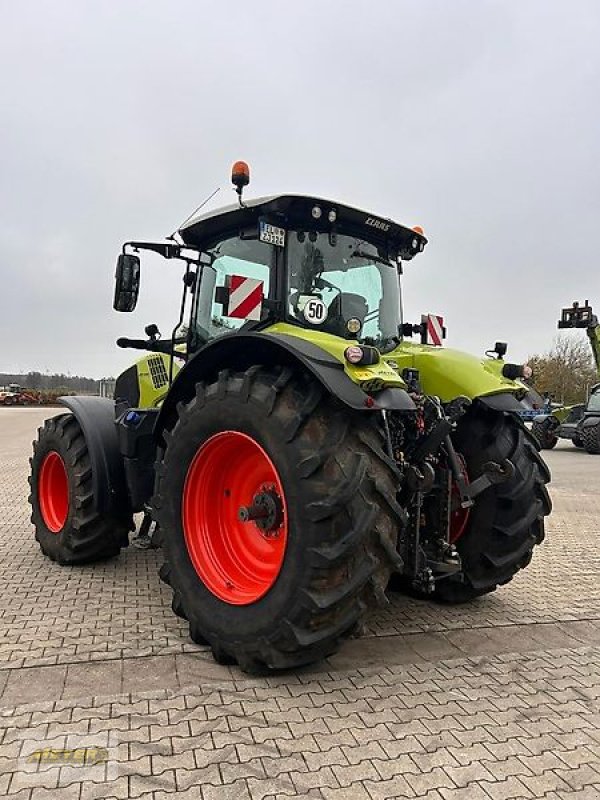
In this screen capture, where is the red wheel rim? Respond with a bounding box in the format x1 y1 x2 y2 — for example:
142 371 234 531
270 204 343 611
449 455 470 544
38 451 69 533
182 431 288 605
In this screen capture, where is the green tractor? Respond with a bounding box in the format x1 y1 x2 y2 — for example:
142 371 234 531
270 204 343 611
532 302 600 454
29 163 551 672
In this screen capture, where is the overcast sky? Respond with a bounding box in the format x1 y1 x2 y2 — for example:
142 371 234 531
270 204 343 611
1 0 599 378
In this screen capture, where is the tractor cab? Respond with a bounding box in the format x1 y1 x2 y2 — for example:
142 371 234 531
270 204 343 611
113 164 427 367
184 196 426 355
585 384 600 414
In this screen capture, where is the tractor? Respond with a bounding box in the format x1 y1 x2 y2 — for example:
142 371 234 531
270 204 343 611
532 301 600 454
29 163 551 672
0 384 39 405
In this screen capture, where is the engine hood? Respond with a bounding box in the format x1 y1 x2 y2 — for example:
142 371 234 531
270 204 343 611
387 341 525 403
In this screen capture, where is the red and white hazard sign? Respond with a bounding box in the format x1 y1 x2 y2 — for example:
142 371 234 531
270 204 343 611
422 313 445 346
226 275 264 321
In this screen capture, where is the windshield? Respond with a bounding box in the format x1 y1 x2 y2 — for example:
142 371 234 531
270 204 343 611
287 231 401 350
587 391 600 412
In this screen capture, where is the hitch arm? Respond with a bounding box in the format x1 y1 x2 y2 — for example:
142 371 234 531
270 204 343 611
444 434 514 508
466 459 515 503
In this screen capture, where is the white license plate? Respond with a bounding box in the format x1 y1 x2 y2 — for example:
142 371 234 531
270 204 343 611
259 221 286 247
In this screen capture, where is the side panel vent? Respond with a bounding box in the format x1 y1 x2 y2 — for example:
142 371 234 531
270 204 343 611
148 355 169 389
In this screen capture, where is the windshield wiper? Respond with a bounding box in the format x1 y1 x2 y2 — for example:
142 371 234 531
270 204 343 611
350 250 395 268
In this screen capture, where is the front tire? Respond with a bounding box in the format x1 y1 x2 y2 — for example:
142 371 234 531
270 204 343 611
531 418 558 449
154 366 405 672
29 414 130 564
434 407 551 603
582 423 600 454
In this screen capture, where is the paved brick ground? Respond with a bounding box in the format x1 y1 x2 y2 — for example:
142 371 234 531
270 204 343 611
1 407 599 798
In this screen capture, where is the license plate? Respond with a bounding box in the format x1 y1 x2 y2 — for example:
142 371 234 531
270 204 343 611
259 221 286 247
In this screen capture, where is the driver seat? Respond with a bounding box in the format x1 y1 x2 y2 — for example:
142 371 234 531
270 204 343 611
322 292 368 336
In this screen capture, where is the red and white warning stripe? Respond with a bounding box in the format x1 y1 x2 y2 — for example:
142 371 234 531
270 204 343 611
226 275 264 320
422 313 444 346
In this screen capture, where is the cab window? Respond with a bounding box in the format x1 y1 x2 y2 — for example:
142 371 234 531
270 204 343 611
193 236 275 342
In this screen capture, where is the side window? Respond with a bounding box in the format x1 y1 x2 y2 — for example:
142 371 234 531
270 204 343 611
194 236 274 341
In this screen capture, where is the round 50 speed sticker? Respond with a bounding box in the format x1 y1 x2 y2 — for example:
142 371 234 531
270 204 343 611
303 297 328 325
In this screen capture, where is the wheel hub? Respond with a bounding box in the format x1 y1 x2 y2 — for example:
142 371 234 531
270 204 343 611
238 484 284 536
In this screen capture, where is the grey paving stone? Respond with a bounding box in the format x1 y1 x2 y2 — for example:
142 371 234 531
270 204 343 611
121 654 178 695
2 398 600 800
1 666 67 708
62 659 123 700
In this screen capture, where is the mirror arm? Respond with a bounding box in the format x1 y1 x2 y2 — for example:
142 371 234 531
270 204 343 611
124 241 182 259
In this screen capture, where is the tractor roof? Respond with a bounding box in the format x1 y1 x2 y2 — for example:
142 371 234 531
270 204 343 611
178 194 427 260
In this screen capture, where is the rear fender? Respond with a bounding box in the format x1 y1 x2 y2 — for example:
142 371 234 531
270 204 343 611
58 396 131 518
477 393 525 413
154 332 415 443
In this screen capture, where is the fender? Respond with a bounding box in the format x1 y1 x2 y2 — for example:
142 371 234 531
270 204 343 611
154 331 415 441
532 413 556 425
59 396 131 518
477 393 525 413
579 415 600 431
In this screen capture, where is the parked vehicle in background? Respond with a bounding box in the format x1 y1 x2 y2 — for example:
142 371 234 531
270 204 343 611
0 385 40 405
519 387 551 423
532 302 600 453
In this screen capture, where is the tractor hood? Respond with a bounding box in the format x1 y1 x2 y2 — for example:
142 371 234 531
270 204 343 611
387 341 525 403
264 325 524 405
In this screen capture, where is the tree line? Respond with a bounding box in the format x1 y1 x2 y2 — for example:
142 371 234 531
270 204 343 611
0 372 111 393
528 335 597 405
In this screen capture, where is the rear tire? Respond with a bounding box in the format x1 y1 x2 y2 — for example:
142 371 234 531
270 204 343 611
531 418 558 449
29 414 129 564
582 423 600 454
154 366 406 672
434 407 551 603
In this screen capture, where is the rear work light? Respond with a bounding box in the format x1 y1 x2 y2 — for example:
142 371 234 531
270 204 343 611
344 345 380 366
502 363 533 380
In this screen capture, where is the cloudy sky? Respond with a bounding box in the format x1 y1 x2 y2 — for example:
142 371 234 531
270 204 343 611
1 1 599 378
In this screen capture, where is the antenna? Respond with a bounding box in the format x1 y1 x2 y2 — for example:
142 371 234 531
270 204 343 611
169 187 221 239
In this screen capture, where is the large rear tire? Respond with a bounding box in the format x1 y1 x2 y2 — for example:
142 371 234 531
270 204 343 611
582 423 600 454
153 366 405 672
29 414 129 564
531 418 558 449
434 407 551 604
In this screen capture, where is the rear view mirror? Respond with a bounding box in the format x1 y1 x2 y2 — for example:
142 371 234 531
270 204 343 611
113 254 140 312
